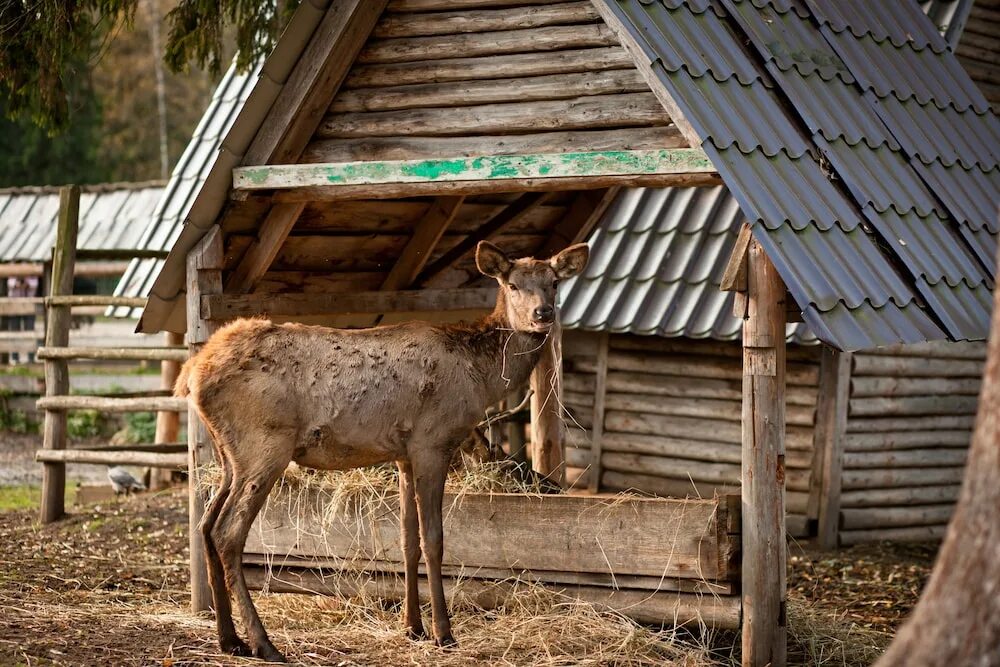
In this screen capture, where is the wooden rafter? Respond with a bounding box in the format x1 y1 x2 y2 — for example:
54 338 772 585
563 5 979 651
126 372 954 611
418 191 554 286
539 187 620 257
225 202 306 294
720 222 753 292
381 196 465 291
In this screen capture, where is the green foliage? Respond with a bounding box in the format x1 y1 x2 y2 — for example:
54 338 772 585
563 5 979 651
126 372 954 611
121 411 157 444
0 406 39 434
67 409 103 439
0 485 40 511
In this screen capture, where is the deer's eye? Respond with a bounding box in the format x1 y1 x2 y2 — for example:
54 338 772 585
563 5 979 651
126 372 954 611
509 283 519 291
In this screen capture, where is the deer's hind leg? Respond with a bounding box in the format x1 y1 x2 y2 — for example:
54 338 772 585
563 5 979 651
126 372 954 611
397 460 427 640
412 448 455 647
212 437 294 663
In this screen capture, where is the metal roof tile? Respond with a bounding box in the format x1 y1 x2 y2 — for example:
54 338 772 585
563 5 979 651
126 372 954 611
911 161 1000 233
820 25 990 113
957 225 999 276
803 0 949 53
915 278 994 341
703 143 864 231
801 300 945 351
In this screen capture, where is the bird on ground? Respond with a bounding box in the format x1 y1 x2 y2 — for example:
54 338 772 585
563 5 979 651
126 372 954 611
107 466 146 496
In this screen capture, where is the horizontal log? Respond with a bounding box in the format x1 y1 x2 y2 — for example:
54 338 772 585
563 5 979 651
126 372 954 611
847 415 977 433
604 410 814 451
600 470 729 500
602 452 740 486
576 350 819 386
304 127 684 163
839 485 961 508
34 449 187 468
841 467 967 490
386 0 571 11
609 335 821 363
852 354 984 377
844 430 972 451
345 46 634 89
839 524 947 546
271 171 722 202
247 491 731 581
45 295 147 308
358 24 619 64
241 553 732 595
848 395 980 417
202 288 497 319
37 346 189 362
332 69 649 112
568 430 741 463
318 93 671 138
843 448 968 469
862 341 986 360
850 376 981 397
243 566 741 629
374 2 599 38
603 392 815 427
36 395 187 413
840 504 956 530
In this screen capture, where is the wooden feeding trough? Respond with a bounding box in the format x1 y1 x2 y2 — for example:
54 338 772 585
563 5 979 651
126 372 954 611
243 490 741 629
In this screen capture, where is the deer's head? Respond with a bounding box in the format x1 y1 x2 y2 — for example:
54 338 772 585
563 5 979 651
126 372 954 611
476 241 589 333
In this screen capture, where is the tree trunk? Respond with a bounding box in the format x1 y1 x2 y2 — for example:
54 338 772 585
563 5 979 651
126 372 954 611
876 251 1000 667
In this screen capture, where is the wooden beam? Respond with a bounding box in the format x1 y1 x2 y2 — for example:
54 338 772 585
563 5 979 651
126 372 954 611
540 187 619 257
531 326 566 486
381 196 465 290
234 149 716 191
242 0 390 166
0 262 44 278
816 347 852 549
40 185 79 525
202 287 498 320
421 192 553 285
588 332 610 493
741 238 787 667
35 449 187 469
720 222 753 292
225 202 306 294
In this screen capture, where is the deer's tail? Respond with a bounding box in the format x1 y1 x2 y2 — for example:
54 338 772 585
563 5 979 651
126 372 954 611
174 356 196 398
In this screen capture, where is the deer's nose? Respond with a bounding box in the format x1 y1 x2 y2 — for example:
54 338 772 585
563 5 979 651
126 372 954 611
533 305 555 323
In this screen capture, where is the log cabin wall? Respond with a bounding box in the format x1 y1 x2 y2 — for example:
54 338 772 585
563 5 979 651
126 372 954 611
561 330 822 538
836 341 985 545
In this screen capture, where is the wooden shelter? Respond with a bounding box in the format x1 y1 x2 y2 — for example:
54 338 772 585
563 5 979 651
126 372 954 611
121 2 997 665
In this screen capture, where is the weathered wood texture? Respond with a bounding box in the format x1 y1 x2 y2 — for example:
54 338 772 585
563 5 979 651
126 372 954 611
39 186 79 524
814 348 851 549
562 330 820 537
530 328 565 485
151 331 185 490
35 449 187 468
835 341 986 545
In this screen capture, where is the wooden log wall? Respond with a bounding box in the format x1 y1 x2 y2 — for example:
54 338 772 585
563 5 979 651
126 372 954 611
562 330 822 537
837 341 985 546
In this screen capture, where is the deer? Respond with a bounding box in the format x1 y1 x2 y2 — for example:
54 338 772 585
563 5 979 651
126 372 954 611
176 240 589 662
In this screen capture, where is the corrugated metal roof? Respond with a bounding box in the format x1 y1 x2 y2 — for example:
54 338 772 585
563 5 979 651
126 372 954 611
559 186 814 342
0 182 164 263
605 0 997 349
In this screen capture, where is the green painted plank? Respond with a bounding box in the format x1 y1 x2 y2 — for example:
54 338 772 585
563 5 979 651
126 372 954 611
233 149 715 190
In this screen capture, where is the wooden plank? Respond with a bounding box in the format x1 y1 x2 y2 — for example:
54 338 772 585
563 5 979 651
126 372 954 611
242 0 390 166
600 470 725 500
849 395 980 417
540 187 619 257
847 415 977 433
852 354 984 377
597 392 815 427
36 396 188 412
245 491 729 580
344 46 634 89
740 238 787 667
319 93 671 138
850 376 982 397
609 334 822 363
203 287 497 320
841 467 967 490
842 448 968 469
839 524 947 546
815 348 851 549
602 451 741 486
35 449 187 469
357 23 619 64
418 192 553 285
588 332 609 492
380 196 465 291
839 485 961 508
603 410 815 451
530 328 565 485
44 295 146 308
237 150 713 192
225 202 306 294
576 351 819 386
861 341 986 360
36 346 189 362
374 2 599 38
243 566 741 629
331 69 649 112
720 222 752 292
151 330 184 490
843 430 973 451
569 430 741 463
40 185 78 525
185 225 224 614
304 127 685 163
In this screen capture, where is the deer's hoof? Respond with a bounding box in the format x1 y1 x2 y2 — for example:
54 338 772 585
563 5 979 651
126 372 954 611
220 638 252 657
253 643 287 663
406 625 429 641
434 634 457 649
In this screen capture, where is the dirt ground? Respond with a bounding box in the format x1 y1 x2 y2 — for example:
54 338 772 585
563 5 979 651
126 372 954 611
0 489 937 666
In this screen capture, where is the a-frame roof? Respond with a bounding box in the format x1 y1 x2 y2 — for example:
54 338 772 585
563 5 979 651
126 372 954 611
130 0 998 352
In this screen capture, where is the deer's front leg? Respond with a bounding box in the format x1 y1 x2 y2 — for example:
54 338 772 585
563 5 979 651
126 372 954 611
397 460 426 640
412 451 454 647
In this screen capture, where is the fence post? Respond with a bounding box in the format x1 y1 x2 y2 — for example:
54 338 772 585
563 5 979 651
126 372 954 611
530 325 566 487
186 226 223 613
39 185 79 524
150 330 185 490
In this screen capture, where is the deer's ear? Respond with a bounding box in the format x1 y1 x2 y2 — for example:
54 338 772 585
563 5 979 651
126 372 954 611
550 243 589 280
476 241 512 278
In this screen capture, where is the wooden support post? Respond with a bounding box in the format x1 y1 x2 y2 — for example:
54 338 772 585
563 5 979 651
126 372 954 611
150 330 184 490
815 347 851 549
507 391 528 465
587 332 609 492
39 186 79 524
741 238 787 667
530 325 565 486
185 226 224 613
